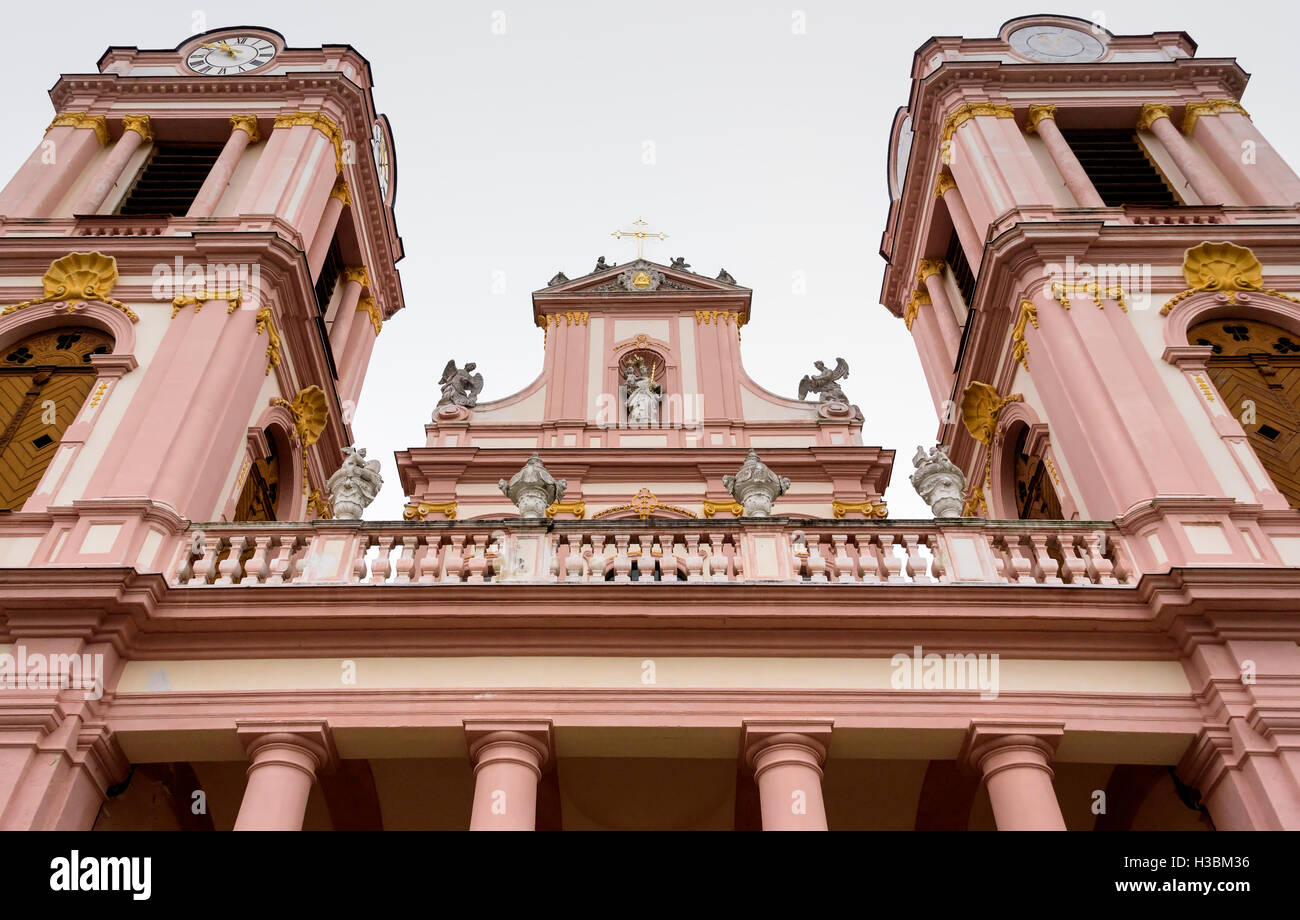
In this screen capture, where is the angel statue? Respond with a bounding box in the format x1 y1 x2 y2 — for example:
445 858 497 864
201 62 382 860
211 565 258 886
326 447 383 520
623 359 661 426
798 357 850 405
437 360 484 409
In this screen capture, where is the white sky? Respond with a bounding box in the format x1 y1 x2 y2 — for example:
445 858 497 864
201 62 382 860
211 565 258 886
3 1 1297 520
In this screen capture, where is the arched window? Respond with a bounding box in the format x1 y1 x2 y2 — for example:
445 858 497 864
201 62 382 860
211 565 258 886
1189 317 1300 509
234 431 283 522
0 326 112 511
1003 423 1063 520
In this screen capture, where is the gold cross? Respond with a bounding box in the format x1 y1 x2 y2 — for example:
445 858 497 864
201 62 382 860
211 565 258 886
611 218 668 261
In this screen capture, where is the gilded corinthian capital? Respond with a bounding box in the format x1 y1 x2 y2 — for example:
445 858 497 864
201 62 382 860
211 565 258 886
1025 104 1056 134
121 114 154 142
229 114 261 143
1136 103 1172 132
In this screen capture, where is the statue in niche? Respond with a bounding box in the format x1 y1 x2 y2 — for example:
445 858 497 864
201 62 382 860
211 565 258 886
326 447 383 520
623 357 662 427
437 360 484 409
798 357 851 405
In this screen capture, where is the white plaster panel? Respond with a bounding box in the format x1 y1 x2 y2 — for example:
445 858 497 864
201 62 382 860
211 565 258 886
740 386 816 422
678 315 699 398
118 656 1192 694
749 435 816 448
80 523 121 555
613 319 671 342
585 316 605 421
1183 522 1231 555
469 437 539 449
473 386 547 423
618 435 668 448
0 537 39 567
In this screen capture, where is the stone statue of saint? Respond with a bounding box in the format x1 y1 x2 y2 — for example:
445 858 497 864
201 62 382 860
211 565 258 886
624 360 660 426
437 360 484 409
326 447 383 520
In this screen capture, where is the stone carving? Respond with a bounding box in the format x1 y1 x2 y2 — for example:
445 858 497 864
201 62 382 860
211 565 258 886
798 357 850 405
716 268 736 284
547 271 569 286
623 358 661 426
437 360 484 409
722 449 790 518
326 447 383 520
499 452 567 519
909 444 966 518
594 261 695 293
669 256 691 271
593 256 615 273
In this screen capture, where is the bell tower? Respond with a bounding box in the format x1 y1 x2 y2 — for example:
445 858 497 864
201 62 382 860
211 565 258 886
0 26 403 568
881 14 1300 570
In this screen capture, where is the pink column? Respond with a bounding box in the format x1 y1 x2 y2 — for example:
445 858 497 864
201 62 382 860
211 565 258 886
328 267 368 353
234 723 334 831
465 721 552 831
934 175 982 273
1189 106 1300 206
187 115 260 218
0 115 107 217
743 721 831 831
1138 104 1233 206
69 115 152 215
307 179 350 279
918 259 961 361
1026 105 1105 208
965 724 1066 831
340 295 381 408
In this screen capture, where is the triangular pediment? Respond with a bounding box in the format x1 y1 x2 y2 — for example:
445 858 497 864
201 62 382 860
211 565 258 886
532 259 750 296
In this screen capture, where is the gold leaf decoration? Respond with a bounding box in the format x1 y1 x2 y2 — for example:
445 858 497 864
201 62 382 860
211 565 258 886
2 251 137 321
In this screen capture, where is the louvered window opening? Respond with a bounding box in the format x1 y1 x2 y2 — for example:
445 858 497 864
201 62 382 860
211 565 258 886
116 143 224 216
1060 129 1181 208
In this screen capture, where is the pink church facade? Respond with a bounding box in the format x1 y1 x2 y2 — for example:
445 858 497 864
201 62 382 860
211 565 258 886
0 17 1297 831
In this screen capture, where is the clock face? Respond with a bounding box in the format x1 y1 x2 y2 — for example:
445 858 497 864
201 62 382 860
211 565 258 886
1008 26 1105 63
185 36 277 75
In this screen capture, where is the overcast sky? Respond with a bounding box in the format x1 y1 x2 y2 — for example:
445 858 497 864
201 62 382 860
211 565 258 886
4 1 1297 519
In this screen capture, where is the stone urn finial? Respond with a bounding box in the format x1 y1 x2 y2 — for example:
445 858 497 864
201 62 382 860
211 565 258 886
325 447 383 520
722 449 791 518
909 444 966 518
498 452 567 519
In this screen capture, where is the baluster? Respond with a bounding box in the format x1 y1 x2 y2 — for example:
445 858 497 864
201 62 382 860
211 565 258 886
352 534 372 584
878 534 905 583
1002 534 1036 584
291 534 318 583
546 533 561 583
708 532 728 582
564 534 586 582
683 533 704 582
1027 533 1063 585
370 535 394 584
265 536 296 585
730 536 744 581
1107 535 1136 585
854 534 881 584
172 539 196 586
790 529 809 581
394 536 418 583
486 530 505 581
588 535 607 580
1083 532 1118 585
926 533 951 583
830 534 854 583
612 533 632 583
806 534 828 582
901 534 930 584
417 536 440 584
240 535 273 585
187 535 222 586
443 534 466 582
1057 534 1088 584
464 533 490 582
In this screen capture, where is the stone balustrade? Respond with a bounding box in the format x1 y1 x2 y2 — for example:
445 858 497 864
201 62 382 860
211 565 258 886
168 519 1136 588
